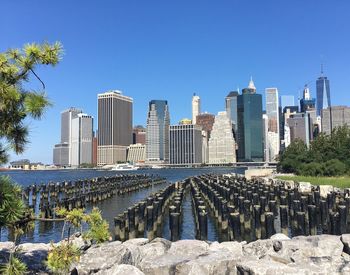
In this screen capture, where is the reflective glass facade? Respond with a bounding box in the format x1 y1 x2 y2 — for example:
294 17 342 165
237 93 263 162
316 76 331 116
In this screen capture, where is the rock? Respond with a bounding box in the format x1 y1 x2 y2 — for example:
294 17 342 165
97 264 145 275
176 249 238 275
0 242 15 265
270 233 290 241
319 185 334 198
236 258 307 274
298 182 312 194
168 239 209 258
209 241 243 257
284 235 344 261
242 239 273 258
74 241 138 274
139 240 209 275
17 243 50 273
341 234 350 255
59 235 91 251
123 238 149 247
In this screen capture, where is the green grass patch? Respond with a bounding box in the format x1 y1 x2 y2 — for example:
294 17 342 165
276 175 350 188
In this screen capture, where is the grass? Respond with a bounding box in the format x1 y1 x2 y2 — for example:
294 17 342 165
276 175 350 188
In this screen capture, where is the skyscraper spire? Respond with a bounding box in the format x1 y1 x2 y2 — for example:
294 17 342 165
321 63 324 76
248 76 256 90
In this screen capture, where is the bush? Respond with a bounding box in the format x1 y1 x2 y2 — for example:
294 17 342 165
83 208 110 244
0 255 27 275
323 159 347 176
46 242 80 274
298 162 324 177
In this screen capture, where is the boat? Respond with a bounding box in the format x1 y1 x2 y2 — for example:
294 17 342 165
151 165 163 169
111 163 139 171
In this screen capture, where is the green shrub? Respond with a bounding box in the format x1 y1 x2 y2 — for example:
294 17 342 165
0 255 27 275
298 162 324 177
83 208 110 244
323 159 347 176
46 242 80 274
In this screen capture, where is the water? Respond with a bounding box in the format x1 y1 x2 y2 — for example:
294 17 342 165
0 167 244 243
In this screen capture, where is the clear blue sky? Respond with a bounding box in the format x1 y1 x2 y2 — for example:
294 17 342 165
1 0 350 164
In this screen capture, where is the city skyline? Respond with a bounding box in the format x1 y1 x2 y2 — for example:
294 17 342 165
2 1 350 163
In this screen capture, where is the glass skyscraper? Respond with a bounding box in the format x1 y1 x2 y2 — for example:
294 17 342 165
146 100 170 163
225 91 239 133
237 79 263 162
316 72 331 116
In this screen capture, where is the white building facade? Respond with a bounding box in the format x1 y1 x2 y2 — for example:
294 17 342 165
208 111 236 164
192 94 200 124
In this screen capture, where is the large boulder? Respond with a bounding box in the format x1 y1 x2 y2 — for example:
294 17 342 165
97 264 145 275
17 243 50 273
280 235 344 262
0 242 15 265
139 240 210 275
176 245 242 275
73 241 137 274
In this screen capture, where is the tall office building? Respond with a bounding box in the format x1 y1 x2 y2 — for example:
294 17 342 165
133 126 146 145
71 114 93 166
208 111 236 164
146 100 170 163
300 85 316 113
316 67 331 116
196 113 215 164
225 91 239 132
53 143 69 166
97 90 133 165
265 88 280 160
287 113 312 146
192 93 201 124
322 106 350 135
169 124 202 165
262 114 269 162
237 79 263 162
282 106 299 148
53 107 82 166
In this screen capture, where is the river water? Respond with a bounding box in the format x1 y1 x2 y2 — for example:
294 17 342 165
0 167 244 243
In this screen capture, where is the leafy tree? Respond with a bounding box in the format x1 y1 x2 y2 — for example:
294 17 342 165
0 42 63 164
278 139 308 173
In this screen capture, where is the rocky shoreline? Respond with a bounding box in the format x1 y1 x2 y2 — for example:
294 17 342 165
1 233 350 274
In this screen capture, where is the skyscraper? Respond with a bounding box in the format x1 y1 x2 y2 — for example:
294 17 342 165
287 113 312 146
53 107 82 166
133 126 146 145
316 67 331 116
300 85 316 113
237 79 263 162
97 90 133 165
146 100 170 163
192 93 200 124
196 113 215 164
322 106 350 135
225 91 239 133
71 114 93 166
265 88 280 161
169 124 202 165
208 111 236 164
